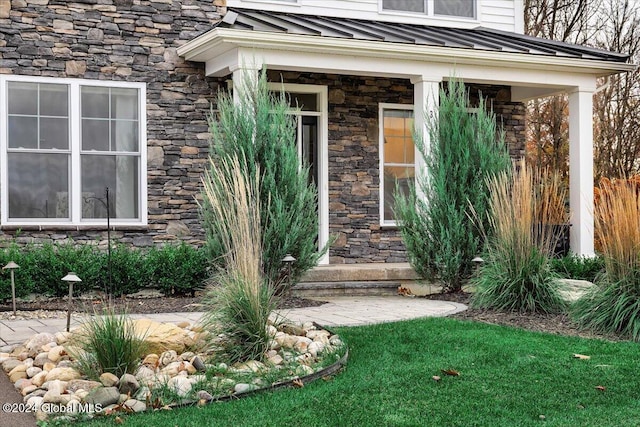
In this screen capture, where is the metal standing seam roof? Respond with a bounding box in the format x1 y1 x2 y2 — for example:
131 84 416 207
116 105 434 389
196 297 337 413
218 8 629 63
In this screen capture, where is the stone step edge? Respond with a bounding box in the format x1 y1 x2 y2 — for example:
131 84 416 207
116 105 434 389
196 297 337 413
293 281 407 290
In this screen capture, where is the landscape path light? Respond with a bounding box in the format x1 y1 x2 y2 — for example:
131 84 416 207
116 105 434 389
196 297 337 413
3 261 19 316
282 254 296 291
62 272 82 332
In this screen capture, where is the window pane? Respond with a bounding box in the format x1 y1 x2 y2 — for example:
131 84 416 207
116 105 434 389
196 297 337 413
383 166 415 221
8 116 38 149
111 88 138 120
81 155 139 219
382 0 425 12
8 153 69 219
111 121 139 152
383 111 414 164
434 0 475 17
82 119 110 151
81 86 110 118
40 84 69 117
288 93 318 111
40 117 69 150
7 82 37 115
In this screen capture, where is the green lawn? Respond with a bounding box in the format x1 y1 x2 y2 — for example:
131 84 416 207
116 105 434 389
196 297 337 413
76 318 640 427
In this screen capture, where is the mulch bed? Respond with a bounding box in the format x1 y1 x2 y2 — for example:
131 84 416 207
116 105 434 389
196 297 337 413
0 294 326 315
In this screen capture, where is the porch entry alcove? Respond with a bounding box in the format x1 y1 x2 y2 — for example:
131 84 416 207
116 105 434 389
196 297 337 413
178 8 633 288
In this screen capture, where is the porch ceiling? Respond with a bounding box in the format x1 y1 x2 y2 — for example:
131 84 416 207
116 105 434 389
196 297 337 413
177 8 636 100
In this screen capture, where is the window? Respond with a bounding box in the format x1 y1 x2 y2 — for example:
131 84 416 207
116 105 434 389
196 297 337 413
382 0 476 19
1 76 146 226
379 104 414 225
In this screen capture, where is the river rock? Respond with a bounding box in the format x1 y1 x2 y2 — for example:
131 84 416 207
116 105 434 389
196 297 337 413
9 370 27 382
267 354 284 365
294 337 312 353
26 366 42 378
34 352 53 368
234 383 258 394
8 363 27 377
22 384 38 396
160 350 178 366
26 396 44 412
118 374 139 395
67 379 102 393
190 356 206 372
99 372 119 387
124 398 146 413
167 376 192 397
47 346 66 362
134 365 156 385
25 333 56 356
197 390 213 401
234 360 265 373
280 324 306 336
31 371 48 387
142 353 159 367
42 362 56 372
2 358 22 373
55 331 71 345
46 367 81 382
85 386 120 407
307 341 325 357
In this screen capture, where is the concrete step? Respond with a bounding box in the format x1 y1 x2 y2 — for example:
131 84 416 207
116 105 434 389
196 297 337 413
300 262 418 283
292 281 401 297
294 263 440 297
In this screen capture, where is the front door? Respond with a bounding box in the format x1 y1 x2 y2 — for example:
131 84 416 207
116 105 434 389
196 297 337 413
270 84 328 264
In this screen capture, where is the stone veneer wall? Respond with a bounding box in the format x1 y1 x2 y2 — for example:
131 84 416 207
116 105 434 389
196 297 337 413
269 71 525 264
0 0 225 248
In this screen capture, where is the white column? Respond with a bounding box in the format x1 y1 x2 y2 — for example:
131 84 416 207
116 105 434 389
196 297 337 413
568 87 595 257
231 62 261 104
410 76 442 199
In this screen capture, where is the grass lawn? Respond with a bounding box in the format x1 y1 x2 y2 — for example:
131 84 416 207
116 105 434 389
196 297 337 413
75 317 640 427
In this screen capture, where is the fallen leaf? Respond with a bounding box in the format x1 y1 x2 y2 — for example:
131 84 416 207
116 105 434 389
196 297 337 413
573 354 591 360
292 378 304 388
441 369 460 376
114 416 124 424
432 375 441 382
595 385 606 391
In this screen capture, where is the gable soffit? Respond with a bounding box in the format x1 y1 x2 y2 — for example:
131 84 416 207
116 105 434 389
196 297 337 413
177 8 635 78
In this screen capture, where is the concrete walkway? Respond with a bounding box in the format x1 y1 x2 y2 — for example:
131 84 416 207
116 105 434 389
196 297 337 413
1 296 466 348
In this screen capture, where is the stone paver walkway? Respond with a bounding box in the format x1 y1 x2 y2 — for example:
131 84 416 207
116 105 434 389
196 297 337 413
0 296 466 347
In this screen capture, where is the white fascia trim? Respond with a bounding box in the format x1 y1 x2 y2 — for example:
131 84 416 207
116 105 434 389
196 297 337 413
178 28 636 75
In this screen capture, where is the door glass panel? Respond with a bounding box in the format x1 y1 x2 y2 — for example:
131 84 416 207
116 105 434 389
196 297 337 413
302 116 318 185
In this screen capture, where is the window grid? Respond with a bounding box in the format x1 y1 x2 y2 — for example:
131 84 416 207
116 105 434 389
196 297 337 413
1 76 147 226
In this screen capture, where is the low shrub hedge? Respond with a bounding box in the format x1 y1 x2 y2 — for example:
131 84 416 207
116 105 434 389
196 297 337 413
550 253 604 282
0 242 209 301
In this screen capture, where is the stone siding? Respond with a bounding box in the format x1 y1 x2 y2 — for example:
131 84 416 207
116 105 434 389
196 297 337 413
0 0 225 248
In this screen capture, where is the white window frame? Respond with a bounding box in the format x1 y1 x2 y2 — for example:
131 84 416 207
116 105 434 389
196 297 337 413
0 75 147 227
379 103 415 227
267 82 329 264
379 0 477 20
